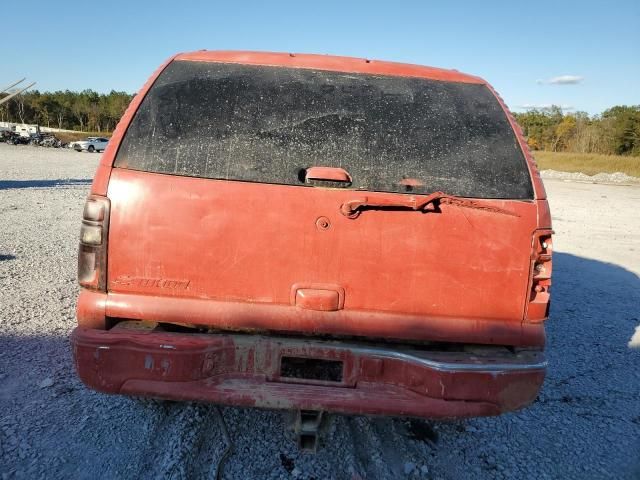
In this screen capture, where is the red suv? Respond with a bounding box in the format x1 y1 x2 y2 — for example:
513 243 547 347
72 51 552 432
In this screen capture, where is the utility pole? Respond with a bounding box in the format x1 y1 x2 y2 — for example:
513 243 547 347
0 82 36 106
0 78 26 94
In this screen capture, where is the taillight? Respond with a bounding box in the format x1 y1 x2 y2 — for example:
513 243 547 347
526 229 553 322
78 195 110 291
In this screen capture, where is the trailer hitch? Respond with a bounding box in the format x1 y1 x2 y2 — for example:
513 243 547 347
294 410 327 453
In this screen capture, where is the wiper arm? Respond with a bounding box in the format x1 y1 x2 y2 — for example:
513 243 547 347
340 191 519 219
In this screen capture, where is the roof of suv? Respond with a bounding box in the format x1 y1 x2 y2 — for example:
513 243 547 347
174 50 486 85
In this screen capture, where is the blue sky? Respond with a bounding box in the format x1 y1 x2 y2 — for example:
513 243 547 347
3 0 639 114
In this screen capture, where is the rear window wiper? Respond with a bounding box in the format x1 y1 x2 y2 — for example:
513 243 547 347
340 191 519 219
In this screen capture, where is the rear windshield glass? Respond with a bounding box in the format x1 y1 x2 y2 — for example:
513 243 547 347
115 60 533 199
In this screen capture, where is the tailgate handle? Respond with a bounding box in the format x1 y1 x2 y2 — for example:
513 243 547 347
305 167 352 184
295 288 341 311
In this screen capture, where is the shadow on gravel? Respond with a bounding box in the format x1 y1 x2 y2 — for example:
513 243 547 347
1 252 639 479
0 254 16 261
0 179 92 190
554 252 640 287
552 251 640 348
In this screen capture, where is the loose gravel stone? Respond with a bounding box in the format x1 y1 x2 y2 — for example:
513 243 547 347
404 462 416 474
38 378 53 389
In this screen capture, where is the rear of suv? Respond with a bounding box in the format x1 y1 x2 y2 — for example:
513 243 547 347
72 51 552 424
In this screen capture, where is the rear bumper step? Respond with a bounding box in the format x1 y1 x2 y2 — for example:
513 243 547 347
71 326 546 418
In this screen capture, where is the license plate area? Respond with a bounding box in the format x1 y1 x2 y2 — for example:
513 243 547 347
266 342 356 387
280 356 344 383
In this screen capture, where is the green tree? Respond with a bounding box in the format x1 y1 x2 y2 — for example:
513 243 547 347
601 106 640 155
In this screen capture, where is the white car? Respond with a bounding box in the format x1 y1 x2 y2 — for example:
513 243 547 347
73 137 109 153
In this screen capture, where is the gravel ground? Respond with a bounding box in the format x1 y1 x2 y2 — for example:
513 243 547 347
1 143 639 479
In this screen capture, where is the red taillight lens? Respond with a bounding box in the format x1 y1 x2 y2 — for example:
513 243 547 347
526 230 553 322
78 195 110 291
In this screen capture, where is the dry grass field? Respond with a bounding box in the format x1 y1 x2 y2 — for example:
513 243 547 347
534 151 640 178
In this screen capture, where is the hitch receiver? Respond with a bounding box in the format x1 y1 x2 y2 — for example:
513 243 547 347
294 410 325 452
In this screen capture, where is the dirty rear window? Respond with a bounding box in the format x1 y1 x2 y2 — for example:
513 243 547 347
115 60 533 198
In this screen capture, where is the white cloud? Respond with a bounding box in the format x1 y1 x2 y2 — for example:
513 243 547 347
538 75 584 85
515 103 574 111
549 75 584 85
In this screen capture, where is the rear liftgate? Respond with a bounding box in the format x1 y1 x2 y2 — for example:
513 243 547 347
94 60 547 451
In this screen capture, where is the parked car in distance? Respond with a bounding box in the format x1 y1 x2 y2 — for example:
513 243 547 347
72 137 109 152
71 51 553 450
1 131 26 145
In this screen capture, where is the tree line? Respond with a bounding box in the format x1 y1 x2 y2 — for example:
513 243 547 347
0 90 134 133
1 89 639 156
513 105 640 156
